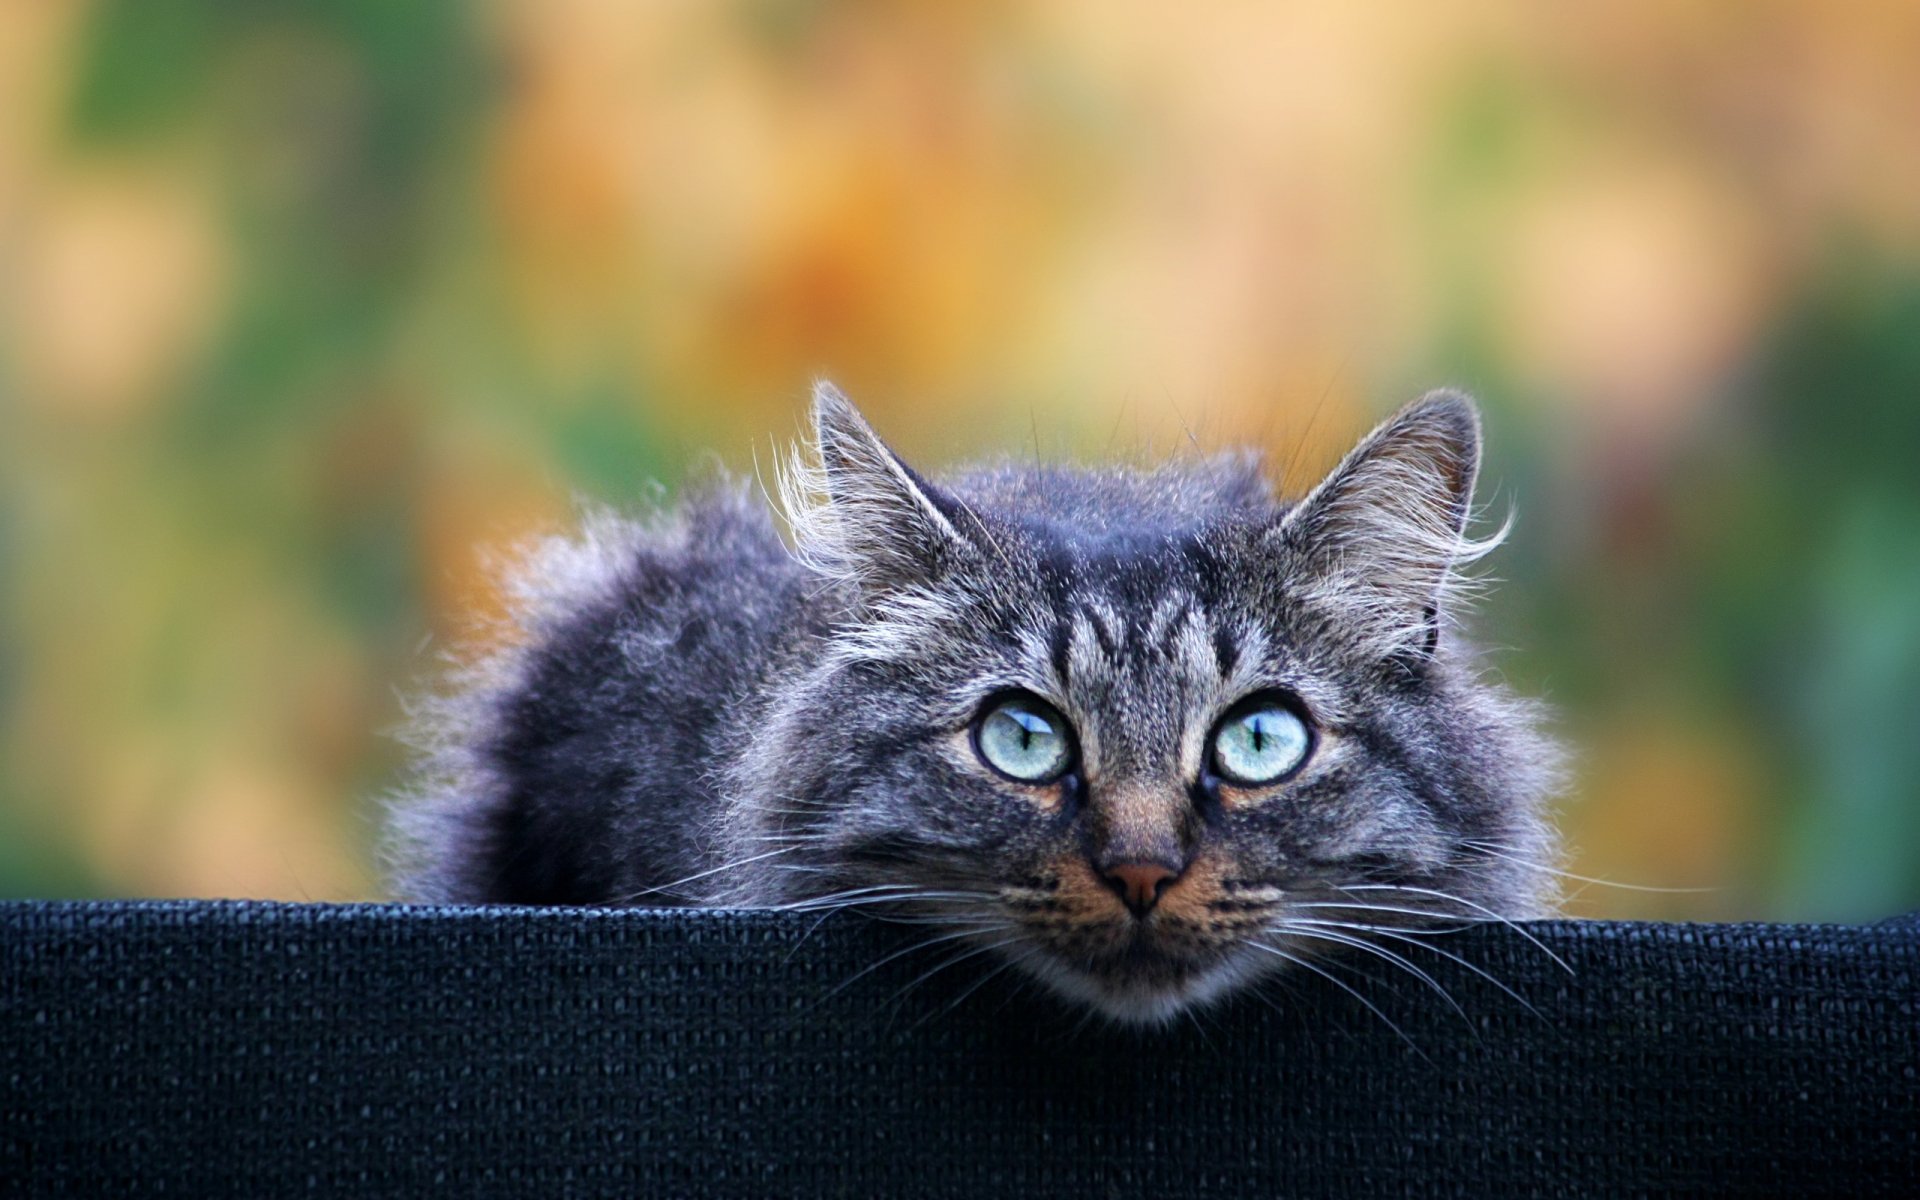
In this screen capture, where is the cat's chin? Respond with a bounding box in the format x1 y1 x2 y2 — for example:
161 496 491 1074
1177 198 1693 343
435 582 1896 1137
1005 941 1267 1028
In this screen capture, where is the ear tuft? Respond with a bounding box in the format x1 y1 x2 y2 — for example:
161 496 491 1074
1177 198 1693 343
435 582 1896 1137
778 380 973 592
1274 389 1502 661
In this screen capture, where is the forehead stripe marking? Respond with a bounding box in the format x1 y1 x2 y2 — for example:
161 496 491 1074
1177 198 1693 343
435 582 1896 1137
1048 620 1072 684
1081 605 1121 658
1152 599 1196 661
1212 623 1239 678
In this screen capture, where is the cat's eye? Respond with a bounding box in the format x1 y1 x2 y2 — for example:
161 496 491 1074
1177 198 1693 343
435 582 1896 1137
1210 695 1312 786
973 693 1075 783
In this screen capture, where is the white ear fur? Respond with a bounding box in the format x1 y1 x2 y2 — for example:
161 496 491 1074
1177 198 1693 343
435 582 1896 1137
777 380 972 591
1273 389 1503 660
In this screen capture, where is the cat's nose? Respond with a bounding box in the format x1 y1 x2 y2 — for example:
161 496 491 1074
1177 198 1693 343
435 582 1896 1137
1102 862 1178 917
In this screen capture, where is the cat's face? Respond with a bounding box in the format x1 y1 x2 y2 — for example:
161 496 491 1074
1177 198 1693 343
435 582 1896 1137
739 385 1557 1025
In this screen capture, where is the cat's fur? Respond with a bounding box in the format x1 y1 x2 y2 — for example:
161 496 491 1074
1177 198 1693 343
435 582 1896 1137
390 382 1560 1025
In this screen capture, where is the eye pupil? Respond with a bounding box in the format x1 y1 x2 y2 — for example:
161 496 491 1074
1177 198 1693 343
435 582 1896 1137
1211 699 1310 785
974 695 1074 783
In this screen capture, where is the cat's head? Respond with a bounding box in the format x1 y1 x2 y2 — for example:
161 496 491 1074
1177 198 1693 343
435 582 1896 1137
737 382 1558 1026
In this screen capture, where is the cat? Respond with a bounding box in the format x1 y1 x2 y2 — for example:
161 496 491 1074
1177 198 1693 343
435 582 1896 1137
390 381 1561 1025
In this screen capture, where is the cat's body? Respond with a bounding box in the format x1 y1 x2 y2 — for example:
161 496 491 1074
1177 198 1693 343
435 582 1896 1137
393 384 1560 1024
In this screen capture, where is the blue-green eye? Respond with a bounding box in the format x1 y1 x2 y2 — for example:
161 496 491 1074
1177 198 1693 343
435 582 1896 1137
1211 697 1312 785
974 694 1075 783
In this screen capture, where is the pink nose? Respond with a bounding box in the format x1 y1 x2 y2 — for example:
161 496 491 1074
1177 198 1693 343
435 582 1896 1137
1103 862 1177 916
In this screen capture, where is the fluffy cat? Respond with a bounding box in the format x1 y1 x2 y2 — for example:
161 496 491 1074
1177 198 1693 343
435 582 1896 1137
391 382 1560 1025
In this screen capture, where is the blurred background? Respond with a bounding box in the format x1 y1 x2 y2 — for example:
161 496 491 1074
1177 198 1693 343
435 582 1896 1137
2 1 1916 920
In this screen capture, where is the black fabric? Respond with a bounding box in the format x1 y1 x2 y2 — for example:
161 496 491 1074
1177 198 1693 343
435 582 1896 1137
3 902 1916 1197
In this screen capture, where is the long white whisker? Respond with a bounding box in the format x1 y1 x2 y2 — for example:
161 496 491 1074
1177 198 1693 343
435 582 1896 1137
784 891 997 947
768 885 990 961
1461 840 1715 894
1283 917 1543 1019
1271 924 1469 1024
778 888 995 913
1248 940 1423 1056
1285 901 1480 931
613 846 798 903
1332 884 1574 975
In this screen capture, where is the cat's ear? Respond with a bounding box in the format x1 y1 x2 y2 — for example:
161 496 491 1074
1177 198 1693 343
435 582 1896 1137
785 380 976 591
1272 389 1498 663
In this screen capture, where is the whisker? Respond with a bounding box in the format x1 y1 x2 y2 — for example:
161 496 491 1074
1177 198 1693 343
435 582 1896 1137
612 846 798 903
766 884 984 961
1270 923 1470 1025
1284 900 1479 932
814 924 1005 1006
778 888 996 913
764 883 912 909
1282 917 1544 1019
1330 884 1575 975
1181 998 1219 1050
1461 840 1715 894
893 937 1028 1031
785 907 846 961
882 936 1011 1008
791 891 1003 955
1248 940 1424 1057
781 892 997 947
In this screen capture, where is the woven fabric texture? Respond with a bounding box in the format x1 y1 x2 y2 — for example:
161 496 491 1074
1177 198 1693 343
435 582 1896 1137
3 901 1917 1197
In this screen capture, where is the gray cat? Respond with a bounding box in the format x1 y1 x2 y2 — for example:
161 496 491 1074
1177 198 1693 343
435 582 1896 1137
390 382 1560 1025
